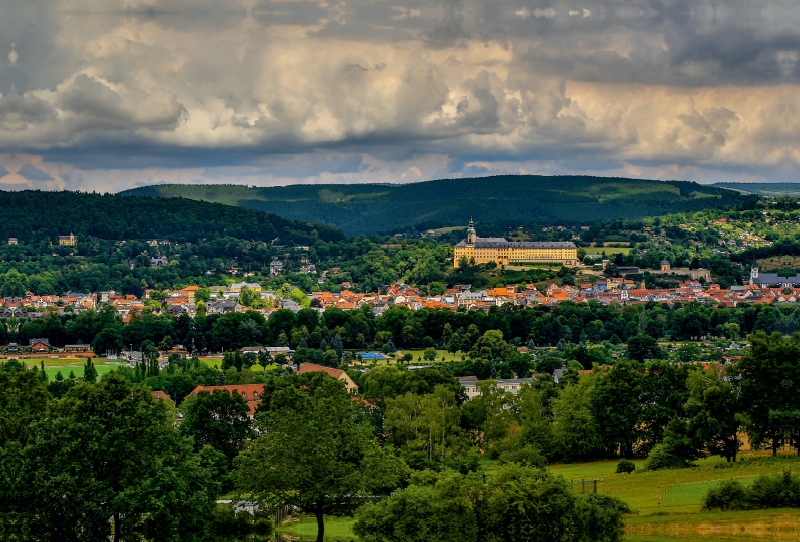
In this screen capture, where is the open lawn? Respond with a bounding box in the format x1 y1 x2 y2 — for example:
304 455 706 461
275 454 800 541
757 256 800 272
277 515 357 541
550 454 800 541
584 246 633 255
5 357 123 380
355 349 465 366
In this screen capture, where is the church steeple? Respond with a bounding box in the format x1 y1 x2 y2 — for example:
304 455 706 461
466 216 477 245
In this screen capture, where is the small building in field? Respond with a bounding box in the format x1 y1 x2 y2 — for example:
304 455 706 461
8 238 17 245
28 338 51 352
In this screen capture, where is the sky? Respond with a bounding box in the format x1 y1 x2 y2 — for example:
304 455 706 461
0 0 797 192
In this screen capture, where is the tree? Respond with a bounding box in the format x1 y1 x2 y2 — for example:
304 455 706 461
686 364 743 462
180 389 253 467
423 347 437 361
552 381 603 461
354 465 629 542
382 339 397 355
24 374 222 541
92 327 123 356
626 335 662 362
235 372 405 542
738 331 800 456
159 335 175 351
83 358 98 383
592 361 643 458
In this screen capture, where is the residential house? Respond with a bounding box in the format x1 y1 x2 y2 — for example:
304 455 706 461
28 338 50 352
188 384 266 417
296 363 359 393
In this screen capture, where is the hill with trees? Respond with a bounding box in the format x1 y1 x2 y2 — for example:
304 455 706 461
713 182 800 197
119 176 754 234
0 190 344 245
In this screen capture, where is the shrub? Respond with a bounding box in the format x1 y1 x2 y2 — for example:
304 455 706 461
500 446 547 469
616 459 636 474
702 479 748 511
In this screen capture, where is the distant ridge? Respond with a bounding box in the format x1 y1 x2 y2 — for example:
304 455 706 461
713 183 800 197
120 175 754 234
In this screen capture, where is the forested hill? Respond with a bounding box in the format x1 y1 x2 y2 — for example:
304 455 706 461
120 176 754 234
713 182 800 197
0 190 345 244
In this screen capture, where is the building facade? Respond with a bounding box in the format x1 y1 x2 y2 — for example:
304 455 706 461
453 218 578 268
58 233 78 247
750 263 800 288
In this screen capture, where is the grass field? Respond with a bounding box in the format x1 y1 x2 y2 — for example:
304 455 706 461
278 516 357 541
277 453 800 541
756 256 800 271
584 246 633 255
2 357 122 380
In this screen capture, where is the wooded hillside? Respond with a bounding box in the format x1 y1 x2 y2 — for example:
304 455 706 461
121 176 754 233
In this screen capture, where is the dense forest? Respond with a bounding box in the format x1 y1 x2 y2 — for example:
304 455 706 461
0 190 345 245
120 176 755 234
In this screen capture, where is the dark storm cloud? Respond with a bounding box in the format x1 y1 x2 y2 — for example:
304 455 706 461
17 164 53 181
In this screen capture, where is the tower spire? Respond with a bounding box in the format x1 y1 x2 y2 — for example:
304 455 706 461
466 216 477 245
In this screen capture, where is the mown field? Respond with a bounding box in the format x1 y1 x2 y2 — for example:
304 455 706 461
278 453 800 541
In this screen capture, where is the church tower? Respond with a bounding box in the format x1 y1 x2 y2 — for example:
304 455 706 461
466 217 477 245
750 262 759 284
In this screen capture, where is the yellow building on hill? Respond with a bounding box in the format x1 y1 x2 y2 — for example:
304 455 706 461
453 218 578 268
58 233 78 247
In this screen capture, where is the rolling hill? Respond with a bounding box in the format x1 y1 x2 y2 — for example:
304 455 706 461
0 190 345 245
120 176 754 234
713 183 800 197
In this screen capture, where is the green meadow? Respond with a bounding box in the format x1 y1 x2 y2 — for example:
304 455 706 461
278 453 800 541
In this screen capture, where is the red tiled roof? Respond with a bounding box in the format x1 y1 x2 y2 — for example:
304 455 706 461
152 390 173 402
297 363 345 379
189 384 266 415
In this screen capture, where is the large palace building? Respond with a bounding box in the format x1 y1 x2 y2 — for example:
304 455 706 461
453 218 578 268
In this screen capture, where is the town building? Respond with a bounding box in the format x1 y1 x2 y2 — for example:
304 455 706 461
297 363 359 393
459 375 534 400
453 218 577 268
58 233 78 247
750 263 800 288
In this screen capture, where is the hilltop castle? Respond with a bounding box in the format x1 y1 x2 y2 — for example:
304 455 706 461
453 218 578 268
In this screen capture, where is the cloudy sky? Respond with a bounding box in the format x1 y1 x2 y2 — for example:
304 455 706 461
1 0 798 191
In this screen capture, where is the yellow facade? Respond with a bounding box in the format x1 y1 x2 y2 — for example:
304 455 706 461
58 233 77 247
453 219 577 268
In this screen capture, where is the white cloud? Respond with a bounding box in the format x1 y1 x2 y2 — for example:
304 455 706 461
0 0 796 188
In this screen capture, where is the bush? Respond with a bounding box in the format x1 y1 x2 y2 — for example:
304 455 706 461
616 459 636 474
499 446 547 469
702 479 748 511
703 472 800 511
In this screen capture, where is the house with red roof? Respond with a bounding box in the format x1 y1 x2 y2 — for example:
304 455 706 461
296 363 359 393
